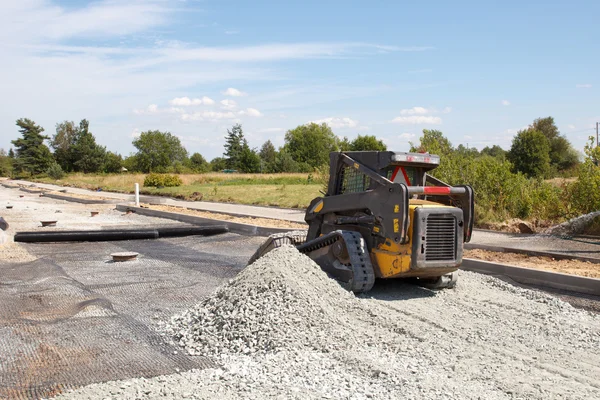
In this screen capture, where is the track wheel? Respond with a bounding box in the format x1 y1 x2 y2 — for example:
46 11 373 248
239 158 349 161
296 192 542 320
335 231 376 293
419 271 458 290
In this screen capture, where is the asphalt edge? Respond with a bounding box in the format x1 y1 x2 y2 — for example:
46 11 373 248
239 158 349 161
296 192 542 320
115 204 299 236
462 258 600 296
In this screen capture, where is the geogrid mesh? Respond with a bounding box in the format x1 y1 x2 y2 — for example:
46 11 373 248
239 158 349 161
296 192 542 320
0 233 264 399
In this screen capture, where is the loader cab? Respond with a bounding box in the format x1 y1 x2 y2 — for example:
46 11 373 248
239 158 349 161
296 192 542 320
328 151 440 196
383 152 440 187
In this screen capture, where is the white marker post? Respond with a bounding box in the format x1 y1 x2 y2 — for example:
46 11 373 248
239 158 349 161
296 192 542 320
135 183 140 207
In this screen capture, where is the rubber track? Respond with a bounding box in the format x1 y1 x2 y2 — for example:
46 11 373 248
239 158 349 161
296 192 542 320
249 230 375 293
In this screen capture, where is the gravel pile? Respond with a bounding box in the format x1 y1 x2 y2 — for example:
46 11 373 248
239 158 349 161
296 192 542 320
55 245 600 400
163 245 359 357
543 210 600 236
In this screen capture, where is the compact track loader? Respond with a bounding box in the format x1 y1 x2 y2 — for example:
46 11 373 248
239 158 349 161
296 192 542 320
249 151 474 292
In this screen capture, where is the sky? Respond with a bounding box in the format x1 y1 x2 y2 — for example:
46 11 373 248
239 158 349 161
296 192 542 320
1 0 598 161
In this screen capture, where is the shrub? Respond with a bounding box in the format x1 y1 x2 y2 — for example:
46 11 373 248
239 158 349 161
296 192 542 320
47 162 65 179
143 173 182 187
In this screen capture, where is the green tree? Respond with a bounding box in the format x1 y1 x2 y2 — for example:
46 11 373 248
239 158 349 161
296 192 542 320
0 149 13 177
132 130 188 173
50 121 78 171
481 145 507 160
224 124 245 169
508 129 551 178
531 117 579 172
8 148 15 158
283 123 338 168
259 140 277 164
238 146 261 173
271 149 300 173
410 129 453 156
210 157 227 171
349 134 387 151
70 120 106 173
338 136 352 151
455 144 479 158
103 151 123 173
190 152 209 172
11 118 53 175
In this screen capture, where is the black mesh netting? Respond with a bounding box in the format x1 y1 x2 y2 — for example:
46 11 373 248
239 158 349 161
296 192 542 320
0 233 264 399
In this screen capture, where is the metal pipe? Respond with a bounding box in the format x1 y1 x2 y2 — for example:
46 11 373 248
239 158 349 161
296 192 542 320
135 183 140 207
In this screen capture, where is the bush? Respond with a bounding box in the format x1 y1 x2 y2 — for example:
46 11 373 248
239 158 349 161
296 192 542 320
46 162 65 179
143 173 182 187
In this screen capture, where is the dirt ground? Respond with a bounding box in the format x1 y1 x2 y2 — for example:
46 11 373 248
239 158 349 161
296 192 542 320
465 248 600 278
147 204 307 229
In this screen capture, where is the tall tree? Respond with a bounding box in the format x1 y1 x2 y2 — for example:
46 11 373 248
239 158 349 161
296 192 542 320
11 118 53 175
71 119 106 173
410 129 453 156
531 117 579 171
259 140 277 165
349 134 387 151
223 124 245 169
50 121 78 171
283 123 338 168
132 130 188 172
508 129 551 178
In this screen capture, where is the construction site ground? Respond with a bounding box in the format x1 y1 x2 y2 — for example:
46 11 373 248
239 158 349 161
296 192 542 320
8 178 600 261
1 183 600 399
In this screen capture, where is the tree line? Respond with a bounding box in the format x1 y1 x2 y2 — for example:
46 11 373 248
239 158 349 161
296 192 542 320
0 118 387 178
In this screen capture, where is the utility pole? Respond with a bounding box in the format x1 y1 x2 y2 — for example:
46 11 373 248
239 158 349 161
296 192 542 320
597 122 599 147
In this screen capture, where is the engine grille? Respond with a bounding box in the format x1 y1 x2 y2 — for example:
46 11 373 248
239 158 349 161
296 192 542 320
425 214 457 261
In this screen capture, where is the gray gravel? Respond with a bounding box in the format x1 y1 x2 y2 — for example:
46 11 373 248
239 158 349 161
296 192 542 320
55 246 600 400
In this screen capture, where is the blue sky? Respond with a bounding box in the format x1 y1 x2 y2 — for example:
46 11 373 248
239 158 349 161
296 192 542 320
1 0 598 160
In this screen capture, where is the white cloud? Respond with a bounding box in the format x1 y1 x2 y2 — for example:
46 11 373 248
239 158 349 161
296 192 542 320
464 135 473 140
399 133 416 140
576 84 592 88
238 108 263 117
181 111 236 121
399 107 430 116
311 117 358 129
225 30 239 35
131 128 140 138
170 96 215 106
259 127 284 133
220 99 237 110
392 116 442 125
568 124 576 130
501 100 510 106
222 88 247 97
134 104 183 115
442 107 452 114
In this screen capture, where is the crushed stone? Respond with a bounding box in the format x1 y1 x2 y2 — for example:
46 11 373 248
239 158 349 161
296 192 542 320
544 210 600 236
55 245 600 400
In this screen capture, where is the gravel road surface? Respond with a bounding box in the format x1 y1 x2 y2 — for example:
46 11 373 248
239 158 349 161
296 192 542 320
56 246 600 400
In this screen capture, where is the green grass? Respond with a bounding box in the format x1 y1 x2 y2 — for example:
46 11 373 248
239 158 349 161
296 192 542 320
35 172 323 209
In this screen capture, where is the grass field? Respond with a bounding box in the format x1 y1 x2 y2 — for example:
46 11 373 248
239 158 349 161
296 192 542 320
35 173 324 209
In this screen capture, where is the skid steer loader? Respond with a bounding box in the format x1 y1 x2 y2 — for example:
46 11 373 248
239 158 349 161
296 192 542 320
249 151 474 293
